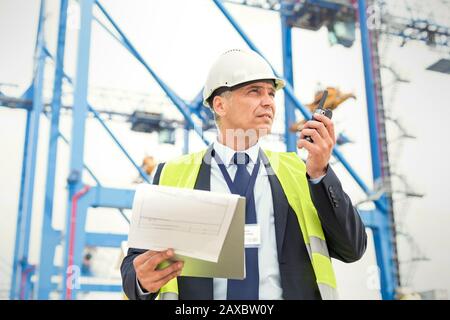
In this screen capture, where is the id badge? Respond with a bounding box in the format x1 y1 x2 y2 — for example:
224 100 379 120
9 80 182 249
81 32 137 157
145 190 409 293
245 224 261 248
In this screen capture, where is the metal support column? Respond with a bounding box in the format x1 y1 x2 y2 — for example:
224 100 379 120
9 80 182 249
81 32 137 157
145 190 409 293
36 0 69 300
357 0 398 300
9 102 32 300
10 0 46 300
62 0 94 300
280 6 297 152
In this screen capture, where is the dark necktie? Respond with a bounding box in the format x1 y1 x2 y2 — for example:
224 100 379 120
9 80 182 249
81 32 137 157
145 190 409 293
226 152 259 299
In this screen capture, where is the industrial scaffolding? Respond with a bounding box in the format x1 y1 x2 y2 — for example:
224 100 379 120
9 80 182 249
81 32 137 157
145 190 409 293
2 0 449 300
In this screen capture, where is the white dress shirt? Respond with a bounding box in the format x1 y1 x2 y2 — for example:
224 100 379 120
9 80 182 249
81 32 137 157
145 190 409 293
211 139 283 300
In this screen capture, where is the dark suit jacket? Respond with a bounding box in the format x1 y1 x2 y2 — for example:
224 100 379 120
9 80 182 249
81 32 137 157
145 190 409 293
121 149 367 300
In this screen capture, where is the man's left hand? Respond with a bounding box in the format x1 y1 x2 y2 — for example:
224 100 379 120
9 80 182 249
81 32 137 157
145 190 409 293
297 113 336 179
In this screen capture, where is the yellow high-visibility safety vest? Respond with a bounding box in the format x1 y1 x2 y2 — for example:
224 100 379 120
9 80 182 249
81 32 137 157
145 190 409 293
156 149 338 300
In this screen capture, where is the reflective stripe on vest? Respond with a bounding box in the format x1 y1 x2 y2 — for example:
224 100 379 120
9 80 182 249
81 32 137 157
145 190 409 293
156 149 338 300
263 150 338 299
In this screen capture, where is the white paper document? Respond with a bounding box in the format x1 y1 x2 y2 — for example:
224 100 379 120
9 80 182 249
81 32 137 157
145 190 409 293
128 184 242 263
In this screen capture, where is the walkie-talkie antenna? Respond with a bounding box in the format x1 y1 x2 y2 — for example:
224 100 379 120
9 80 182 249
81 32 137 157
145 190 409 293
304 90 331 143
316 90 328 113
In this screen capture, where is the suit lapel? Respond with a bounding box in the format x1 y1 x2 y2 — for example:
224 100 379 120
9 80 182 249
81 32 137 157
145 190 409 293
194 145 213 191
260 150 289 263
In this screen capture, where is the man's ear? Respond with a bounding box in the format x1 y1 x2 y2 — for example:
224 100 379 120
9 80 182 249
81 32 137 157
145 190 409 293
212 95 227 117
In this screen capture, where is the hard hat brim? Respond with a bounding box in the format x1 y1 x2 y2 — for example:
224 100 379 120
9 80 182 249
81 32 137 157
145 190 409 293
203 77 285 107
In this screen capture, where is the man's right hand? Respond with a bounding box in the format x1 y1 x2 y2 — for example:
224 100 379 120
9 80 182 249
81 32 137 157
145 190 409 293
133 249 184 293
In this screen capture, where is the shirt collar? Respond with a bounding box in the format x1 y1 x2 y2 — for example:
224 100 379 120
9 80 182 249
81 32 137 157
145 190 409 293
213 138 260 167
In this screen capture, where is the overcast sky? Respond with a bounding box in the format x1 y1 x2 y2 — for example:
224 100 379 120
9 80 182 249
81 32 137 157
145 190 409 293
1 0 450 299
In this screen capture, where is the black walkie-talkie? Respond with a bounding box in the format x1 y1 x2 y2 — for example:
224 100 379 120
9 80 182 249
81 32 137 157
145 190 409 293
305 90 332 143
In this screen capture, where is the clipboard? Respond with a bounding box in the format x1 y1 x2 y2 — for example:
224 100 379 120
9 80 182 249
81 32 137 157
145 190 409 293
170 197 245 279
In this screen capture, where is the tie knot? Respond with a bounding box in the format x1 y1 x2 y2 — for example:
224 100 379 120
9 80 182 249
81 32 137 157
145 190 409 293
233 152 250 166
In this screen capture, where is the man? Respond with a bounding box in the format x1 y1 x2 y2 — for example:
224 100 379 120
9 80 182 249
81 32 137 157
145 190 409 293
121 49 367 300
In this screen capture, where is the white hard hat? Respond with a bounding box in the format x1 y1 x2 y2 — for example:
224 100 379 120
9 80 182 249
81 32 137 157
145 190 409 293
202 49 285 107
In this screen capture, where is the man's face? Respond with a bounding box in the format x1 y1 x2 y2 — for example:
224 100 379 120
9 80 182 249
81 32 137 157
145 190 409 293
214 80 276 137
